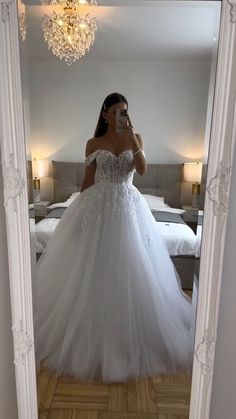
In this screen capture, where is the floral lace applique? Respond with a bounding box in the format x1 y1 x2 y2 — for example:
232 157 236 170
146 234 151 247
85 149 134 185
80 150 140 229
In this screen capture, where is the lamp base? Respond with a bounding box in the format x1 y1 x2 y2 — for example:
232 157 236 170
33 178 40 203
192 182 200 194
192 193 199 208
33 189 40 203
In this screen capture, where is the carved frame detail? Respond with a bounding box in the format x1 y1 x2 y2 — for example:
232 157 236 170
2 153 25 211
12 320 34 366
227 0 236 22
194 330 217 376
207 160 231 216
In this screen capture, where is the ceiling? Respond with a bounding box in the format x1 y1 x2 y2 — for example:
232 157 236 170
22 1 221 62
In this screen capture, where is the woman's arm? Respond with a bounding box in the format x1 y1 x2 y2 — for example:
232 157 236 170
80 140 96 192
132 134 147 176
125 115 147 176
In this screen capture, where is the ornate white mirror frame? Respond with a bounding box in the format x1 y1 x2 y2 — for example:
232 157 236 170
0 0 236 418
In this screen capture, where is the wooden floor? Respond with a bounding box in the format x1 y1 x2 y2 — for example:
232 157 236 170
37 370 191 419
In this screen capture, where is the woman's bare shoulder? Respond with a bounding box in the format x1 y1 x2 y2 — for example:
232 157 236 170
86 137 107 155
85 137 100 155
86 137 97 147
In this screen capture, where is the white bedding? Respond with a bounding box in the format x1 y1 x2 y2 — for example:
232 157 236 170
156 221 197 256
35 218 60 253
195 224 202 258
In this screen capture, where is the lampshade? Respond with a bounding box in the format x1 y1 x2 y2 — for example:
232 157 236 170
32 159 49 178
184 162 202 183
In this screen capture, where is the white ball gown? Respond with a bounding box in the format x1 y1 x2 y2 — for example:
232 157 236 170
34 149 196 382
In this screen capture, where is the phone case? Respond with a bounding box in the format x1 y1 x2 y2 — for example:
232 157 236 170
116 110 128 134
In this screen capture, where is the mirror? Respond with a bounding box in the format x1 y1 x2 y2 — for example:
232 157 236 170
16 0 221 417
3 0 235 419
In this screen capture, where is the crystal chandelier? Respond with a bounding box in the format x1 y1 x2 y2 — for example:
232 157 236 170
42 0 97 65
18 0 26 41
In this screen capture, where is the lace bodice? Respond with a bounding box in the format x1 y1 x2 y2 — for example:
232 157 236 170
85 149 135 185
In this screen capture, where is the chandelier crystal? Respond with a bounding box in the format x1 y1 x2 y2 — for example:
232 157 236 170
42 0 97 5
18 0 26 41
42 0 97 65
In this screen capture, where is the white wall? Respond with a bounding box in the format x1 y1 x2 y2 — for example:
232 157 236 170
209 142 236 419
28 58 210 164
27 58 211 202
0 155 18 419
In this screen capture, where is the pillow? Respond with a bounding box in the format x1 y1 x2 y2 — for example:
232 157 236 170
142 194 166 210
66 191 80 204
141 194 185 214
48 192 81 209
47 202 69 209
153 207 186 215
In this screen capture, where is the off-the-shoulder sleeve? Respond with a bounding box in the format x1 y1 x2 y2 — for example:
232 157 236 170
84 150 99 166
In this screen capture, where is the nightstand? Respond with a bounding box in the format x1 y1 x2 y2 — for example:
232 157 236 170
182 205 199 233
34 201 50 223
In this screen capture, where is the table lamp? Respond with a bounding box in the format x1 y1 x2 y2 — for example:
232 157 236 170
184 162 203 208
32 158 49 202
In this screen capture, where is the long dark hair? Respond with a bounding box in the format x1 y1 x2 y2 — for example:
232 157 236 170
94 93 128 137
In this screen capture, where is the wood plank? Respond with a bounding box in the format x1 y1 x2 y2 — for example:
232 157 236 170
72 411 98 419
155 403 189 416
127 378 158 413
38 371 59 409
158 416 188 419
55 383 109 398
151 373 190 416
153 384 190 402
37 371 51 406
158 415 186 419
98 413 158 419
158 416 179 419
38 411 49 419
108 383 128 412
47 410 74 419
51 398 108 411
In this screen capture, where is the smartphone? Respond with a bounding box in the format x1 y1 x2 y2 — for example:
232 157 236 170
116 109 128 134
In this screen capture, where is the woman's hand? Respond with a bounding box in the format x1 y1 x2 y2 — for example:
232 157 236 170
121 114 147 176
119 114 140 152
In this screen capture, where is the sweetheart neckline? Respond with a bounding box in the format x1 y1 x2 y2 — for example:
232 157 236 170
92 149 132 159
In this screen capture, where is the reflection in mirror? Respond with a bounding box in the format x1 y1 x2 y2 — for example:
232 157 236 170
18 19 37 283
18 1 221 416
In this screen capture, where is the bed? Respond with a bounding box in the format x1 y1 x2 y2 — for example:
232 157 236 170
32 161 203 289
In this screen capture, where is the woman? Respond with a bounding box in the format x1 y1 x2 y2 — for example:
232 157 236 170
81 93 147 192
35 93 195 382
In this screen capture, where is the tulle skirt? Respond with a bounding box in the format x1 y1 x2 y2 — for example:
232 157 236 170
34 181 196 382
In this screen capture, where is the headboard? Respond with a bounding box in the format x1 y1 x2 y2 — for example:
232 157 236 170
27 160 33 204
52 161 84 203
52 160 183 207
133 164 183 207
199 163 207 210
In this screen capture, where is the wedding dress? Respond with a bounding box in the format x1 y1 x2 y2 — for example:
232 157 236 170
34 149 196 382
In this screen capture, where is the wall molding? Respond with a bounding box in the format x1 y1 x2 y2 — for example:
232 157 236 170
228 0 236 23
12 320 34 366
194 330 217 376
2 153 25 211
207 161 231 216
